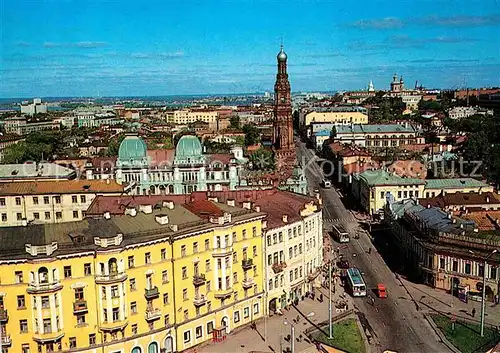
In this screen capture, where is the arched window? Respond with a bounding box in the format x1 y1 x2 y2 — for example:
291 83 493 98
148 342 159 353
108 258 118 275
131 347 142 353
38 267 49 284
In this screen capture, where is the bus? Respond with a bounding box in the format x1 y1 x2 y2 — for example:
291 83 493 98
346 268 367 297
332 224 349 243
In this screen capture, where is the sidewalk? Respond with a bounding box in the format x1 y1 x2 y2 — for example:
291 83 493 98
197 279 353 353
400 277 500 327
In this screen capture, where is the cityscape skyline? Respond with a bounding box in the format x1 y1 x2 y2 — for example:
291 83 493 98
1 0 500 98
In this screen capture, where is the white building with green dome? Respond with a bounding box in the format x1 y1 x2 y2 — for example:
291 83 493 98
87 134 308 196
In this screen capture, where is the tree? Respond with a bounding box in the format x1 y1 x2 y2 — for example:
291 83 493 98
162 136 174 149
330 126 337 139
229 115 241 129
106 135 127 156
249 149 275 171
242 124 261 146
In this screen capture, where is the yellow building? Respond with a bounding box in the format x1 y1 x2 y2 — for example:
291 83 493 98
423 178 494 198
0 180 126 227
352 169 426 215
165 109 219 130
303 110 368 127
0 198 265 353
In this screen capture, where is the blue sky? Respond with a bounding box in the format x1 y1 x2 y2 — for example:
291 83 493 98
1 0 499 98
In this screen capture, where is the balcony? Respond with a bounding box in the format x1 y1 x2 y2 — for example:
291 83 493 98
95 272 128 284
212 246 233 257
307 268 321 282
0 309 8 322
27 281 63 294
145 308 161 321
100 319 128 331
214 288 233 299
193 295 207 306
144 286 159 299
0 335 11 347
33 330 65 343
193 273 206 286
242 277 254 289
73 300 88 313
242 258 253 270
272 262 287 274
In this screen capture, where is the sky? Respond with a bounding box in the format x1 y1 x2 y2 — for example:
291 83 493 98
1 0 499 98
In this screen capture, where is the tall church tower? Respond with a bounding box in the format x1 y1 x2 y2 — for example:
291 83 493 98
273 45 295 163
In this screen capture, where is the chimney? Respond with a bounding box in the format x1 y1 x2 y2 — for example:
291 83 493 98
473 228 479 233
262 220 267 229
208 197 218 202
106 178 110 184
242 201 252 210
282 214 288 223
452 219 456 224
139 204 153 214
254 205 261 212
21 219 28 227
125 207 137 217
486 196 490 203
155 214 169 225
227 199 235 207
169 224 178 231
460 223 464 229
104 211 111 219
427 204 431 209
162 200 174 210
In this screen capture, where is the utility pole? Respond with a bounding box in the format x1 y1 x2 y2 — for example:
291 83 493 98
291 324 295 353
329 260 333 339
480 257 487 337
0 320 3 353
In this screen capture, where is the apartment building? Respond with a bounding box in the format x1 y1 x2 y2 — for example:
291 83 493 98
333 123 424 148
384 198 499 301
300 107 369 129
165 109 219 130
0 198 265 353
0 163 76 182
204 189 323 314
0 180 125 227
20 98 48 116
3 116 55 135
423 178 494 198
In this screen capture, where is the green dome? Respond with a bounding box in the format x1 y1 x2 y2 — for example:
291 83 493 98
176 135 203 158
118 135 147 160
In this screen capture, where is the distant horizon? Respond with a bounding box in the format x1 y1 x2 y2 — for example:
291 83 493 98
2 0 499 97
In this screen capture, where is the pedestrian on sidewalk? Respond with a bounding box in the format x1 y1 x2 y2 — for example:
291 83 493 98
472 308 476 317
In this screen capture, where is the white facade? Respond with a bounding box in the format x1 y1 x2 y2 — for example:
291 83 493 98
264 210 323 312
20 98 48 116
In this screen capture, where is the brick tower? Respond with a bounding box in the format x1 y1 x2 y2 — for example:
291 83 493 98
273 45 295 166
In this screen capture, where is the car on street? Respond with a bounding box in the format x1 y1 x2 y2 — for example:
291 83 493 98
337 260 349 269
377 283 388 298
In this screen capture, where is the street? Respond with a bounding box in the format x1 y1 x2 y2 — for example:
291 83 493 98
296 139 448 353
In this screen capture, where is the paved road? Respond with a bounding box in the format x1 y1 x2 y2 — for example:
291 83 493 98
297 139 449 353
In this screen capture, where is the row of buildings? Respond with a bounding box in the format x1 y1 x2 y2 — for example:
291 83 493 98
0 188 323 353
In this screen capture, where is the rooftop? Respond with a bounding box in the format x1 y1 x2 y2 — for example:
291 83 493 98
387 160 426 179
420 192 500 208
336 123 422 135
0 200 263 260
0 162 76 180
357 169 425 186
425 178 491 190
0 179 125 196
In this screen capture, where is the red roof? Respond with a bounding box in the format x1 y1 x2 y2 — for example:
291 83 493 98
420 192 500 208
89 156 117 171
86 194 193 215
207 154 233 165
184 200 224 218
398 144 430 152
343 161 380 175
147 149 175 167
387 160 427 179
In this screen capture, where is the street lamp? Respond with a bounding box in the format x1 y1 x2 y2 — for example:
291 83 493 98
283 319 296 353
469 249 498 337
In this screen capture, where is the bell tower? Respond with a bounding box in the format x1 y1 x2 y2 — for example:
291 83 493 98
273 45 295 164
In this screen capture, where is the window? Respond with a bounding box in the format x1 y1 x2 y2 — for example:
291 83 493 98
22 344 30 353
54 196 61 204
193 242 198 253
465 263 471 274
299 244 302 254
205 239 210 250
102 287 106 299
20 319 28 332
232 232 237 243
73 211 79 219
182 266 187 279
206 280 211 292
164 314 170 326
84 263 91 276
132 324 138 335
398 191 402 198
44 212 50 220
234 311 240 323
162 270 168 283
196 325 203 339
243 307 250 318
207 321 214 334
80 195 86 203
111 285 119 298
15 271 24 283
72 196 78 203
43 318 51 333
269 279 273 290
253 245 257 257
289 248 293 259
288 229 292 240
41 296 50 308
183 330 191 343
491 267 497 280
439 258 445 269
17 295 25 308
181 245 186 256
74 288 84 300
89 333 96 346
233 252 238 264
252 226 257 237
184 309 189 320
15 197 22 205
69 337 76 348
0 198 5 206
131 302 137 314
233 272 238 283
64 266 72 278
242 229 247 239
76 314 86 326
183 288 188 301
128 256 135 268
253 303 259 314
130 278 136 291
145 252 151 264
43 196 49 204
163 293 169 305
161 248 166 260
452 261 458 272
17 212 22 220
478 265 484 277
1 213 6 222
33 212 40 220
112 307 119 321
205 259 211 272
